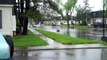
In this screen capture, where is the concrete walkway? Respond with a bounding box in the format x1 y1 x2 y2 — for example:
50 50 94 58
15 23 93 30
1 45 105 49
15 28 107 51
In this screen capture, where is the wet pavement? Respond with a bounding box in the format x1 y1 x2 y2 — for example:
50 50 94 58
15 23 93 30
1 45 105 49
13 49 107 60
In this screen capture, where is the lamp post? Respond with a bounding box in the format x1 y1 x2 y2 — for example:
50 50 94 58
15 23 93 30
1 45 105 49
101 0 107 42
103 0 105 37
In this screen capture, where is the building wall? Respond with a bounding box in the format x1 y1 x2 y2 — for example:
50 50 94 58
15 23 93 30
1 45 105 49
91 18 103 24
95 18 103 22
0 5 14 36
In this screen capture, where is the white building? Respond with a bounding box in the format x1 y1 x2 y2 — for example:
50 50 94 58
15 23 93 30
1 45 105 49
90 11 106 24
0 0 16 36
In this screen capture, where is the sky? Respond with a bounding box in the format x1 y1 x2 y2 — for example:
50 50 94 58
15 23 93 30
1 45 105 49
77 0 103 11
61 0 103 11
60 0 103 16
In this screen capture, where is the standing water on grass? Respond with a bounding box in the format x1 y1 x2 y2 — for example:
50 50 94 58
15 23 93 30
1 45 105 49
40 26 107 41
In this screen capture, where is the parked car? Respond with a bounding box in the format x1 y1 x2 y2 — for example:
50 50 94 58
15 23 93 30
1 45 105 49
0 33 14 59
105 24 107 28
92 22 103 28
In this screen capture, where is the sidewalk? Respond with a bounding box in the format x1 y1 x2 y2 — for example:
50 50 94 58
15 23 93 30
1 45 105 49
15 28 107 51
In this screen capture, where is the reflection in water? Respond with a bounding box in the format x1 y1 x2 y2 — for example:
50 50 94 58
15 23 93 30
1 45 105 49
40 26 105 41
67 28 70 36
14 49 107 60
101 49 107 60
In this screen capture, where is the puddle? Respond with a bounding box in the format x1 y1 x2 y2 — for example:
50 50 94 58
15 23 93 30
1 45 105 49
13 49 107 60
40 26 107 41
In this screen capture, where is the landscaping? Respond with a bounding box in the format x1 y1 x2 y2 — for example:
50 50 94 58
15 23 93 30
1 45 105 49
61 25 93 29
13 31 48 47
36 29 99 45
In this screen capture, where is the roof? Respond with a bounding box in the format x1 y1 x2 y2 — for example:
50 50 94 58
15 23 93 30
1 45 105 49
90 10 107 18
0 0 14 5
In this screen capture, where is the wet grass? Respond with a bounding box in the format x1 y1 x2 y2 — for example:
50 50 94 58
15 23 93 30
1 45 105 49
36 29 99 45
44 23 52 26
13 31 48 47
100 42 107 46
61 25 93 29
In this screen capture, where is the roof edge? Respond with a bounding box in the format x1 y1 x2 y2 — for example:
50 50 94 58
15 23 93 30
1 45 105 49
0 4 13 7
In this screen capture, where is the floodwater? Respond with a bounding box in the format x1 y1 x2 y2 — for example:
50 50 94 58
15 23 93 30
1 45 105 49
40 26 107 41
12 27 107 60
28 28 105 48
13 49 107 60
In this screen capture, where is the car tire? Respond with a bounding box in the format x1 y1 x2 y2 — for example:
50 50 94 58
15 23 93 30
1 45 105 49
4 35 14 58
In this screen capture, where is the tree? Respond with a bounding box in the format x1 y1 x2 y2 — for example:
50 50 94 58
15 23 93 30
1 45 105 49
75 0 91 25
26 2 43 24
32 0 59 24
15 0 62 35
83 0 90 25
47 0 63 18
15 0 30 35
64 0 77 29
105 0 107 16
76 5 85 24
22 0 30 35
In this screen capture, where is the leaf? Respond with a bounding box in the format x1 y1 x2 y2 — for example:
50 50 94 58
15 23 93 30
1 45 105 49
64 0 77 11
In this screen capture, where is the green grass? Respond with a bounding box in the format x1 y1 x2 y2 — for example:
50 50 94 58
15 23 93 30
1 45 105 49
13 31 48 47
44 23 52 26
36 29 99 45
100 42 107 46
61 25 93 29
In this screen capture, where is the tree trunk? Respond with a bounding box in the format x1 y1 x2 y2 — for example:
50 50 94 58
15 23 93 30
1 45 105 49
21 0 30 35
82 20 87 25
22 16 28 35
66 12 70 36
66 12 70 29
19 15 24 33
19 0 24 34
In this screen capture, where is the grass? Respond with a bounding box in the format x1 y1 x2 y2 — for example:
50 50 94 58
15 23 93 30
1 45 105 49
61 25 93 29
13 31 48 47
36 29 99 45
44 23 52 26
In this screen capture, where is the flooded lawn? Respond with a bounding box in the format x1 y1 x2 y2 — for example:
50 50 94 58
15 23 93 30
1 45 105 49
40 26 107 41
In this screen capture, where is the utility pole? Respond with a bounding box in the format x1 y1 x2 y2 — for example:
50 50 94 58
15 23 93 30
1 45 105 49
103 0 105 37
101 0 107 42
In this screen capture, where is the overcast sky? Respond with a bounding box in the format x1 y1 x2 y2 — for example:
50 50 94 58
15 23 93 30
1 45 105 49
61 0 103 11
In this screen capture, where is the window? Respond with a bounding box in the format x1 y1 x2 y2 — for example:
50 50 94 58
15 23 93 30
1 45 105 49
0 10 2 29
